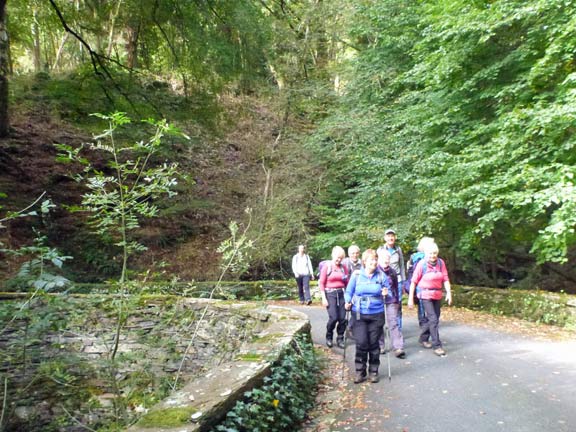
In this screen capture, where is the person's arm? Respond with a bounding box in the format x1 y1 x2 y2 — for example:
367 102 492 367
408 282 416 308
444 281 452 305
307 255 315 280
319 265 329 307
441 259 452 305
408 261 423 308
292 255 298 278
344 273 356 310
398 247 406 281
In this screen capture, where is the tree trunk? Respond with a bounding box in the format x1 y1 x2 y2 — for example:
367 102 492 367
125 23 140 69
0 0 9 137
32 8 41 72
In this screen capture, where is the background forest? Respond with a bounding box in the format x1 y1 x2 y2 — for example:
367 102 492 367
1 0 576 293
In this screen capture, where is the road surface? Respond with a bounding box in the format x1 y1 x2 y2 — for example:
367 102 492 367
292 304 576 432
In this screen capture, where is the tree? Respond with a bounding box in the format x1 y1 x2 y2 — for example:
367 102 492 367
0 0 9 137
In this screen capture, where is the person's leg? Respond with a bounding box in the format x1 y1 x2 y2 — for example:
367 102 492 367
422 299 441 348
397 283 403 330
426 300 442 349
419 299 432 344
416 297 426 328
335 291 347 346
325 292 338 346
302 275 312 303
353 316 369 382
367 313 385 379
296 276 305 303
386 303 404 354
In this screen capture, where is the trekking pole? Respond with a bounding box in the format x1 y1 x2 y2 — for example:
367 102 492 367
382 304 392 381
342 309 350 381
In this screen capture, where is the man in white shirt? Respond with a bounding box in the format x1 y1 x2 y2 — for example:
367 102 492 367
292 245 315 305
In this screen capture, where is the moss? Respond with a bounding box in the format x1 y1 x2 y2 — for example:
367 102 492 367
136 406 197 428
252 333 283 343
236 352 263 361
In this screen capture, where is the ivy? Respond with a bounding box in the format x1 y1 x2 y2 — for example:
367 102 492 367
212 334 320 432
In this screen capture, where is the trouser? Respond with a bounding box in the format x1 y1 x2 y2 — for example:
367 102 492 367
325 290 346 341
296 275 311 302
419 299 442 349
397 281 404 330
353 312 385 374
415 296 426 328
379 303 404 350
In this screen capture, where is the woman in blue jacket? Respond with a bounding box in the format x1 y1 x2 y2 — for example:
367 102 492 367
345 249 390 384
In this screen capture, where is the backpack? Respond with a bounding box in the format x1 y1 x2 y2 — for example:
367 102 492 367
411 257 444 291
317 260 349 282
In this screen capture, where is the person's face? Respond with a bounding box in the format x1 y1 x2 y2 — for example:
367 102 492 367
333 254 344 265
350 249 360 261
298 245 305 254
379 254 390 269
427 250 439 263
385 233 396 247
364 255 378 272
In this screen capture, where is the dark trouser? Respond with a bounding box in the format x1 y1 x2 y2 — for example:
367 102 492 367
296 275 311 302
326 290 346 341
416 297 426 328
353 312 385 374
419 299 442 349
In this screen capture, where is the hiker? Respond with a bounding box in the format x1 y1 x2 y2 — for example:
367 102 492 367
377 229 406 329
319 246 349 349
378 250 406 358
291 245 314 305
342 245 362 274
407 241 452 356
344 249 391 383
343 245 362 336
406 236 435 329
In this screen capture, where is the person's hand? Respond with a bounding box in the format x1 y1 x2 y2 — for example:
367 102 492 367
446 292 452 306
322 297 328 307
381 287 388 297
345 302 352 311
408 297 414 309
311 275 315 281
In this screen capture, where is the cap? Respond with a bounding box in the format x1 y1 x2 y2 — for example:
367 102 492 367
385 229 396 235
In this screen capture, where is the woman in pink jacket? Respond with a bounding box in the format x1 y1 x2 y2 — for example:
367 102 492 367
407 242 452 356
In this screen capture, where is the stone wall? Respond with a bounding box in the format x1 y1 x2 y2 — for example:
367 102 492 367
0 295 309 431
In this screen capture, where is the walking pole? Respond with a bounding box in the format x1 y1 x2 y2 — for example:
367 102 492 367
382 304 392 381
342 309 350 381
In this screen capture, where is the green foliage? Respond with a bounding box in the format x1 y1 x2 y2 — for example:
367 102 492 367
455 285 576 328
217 213 255 280
308 0 576 275
55 112 183 283
212 333 319 432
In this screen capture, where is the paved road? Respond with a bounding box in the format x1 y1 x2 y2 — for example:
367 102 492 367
292 305 576 432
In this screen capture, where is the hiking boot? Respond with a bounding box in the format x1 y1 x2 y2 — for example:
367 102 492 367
434 347 446 356
336 337 345 349
306 300 312 305
394 349 406 359
354 372 366 384
419 341 433 349
369 372 380 383
326 338 333 348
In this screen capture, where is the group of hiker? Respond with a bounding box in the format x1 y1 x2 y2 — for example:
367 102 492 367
291 229 453 384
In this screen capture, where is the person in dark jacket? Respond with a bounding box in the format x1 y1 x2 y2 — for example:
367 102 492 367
345 249 391 383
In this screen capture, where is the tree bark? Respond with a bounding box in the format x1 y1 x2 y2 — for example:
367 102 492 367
32 8 42 72
0 0 9 137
